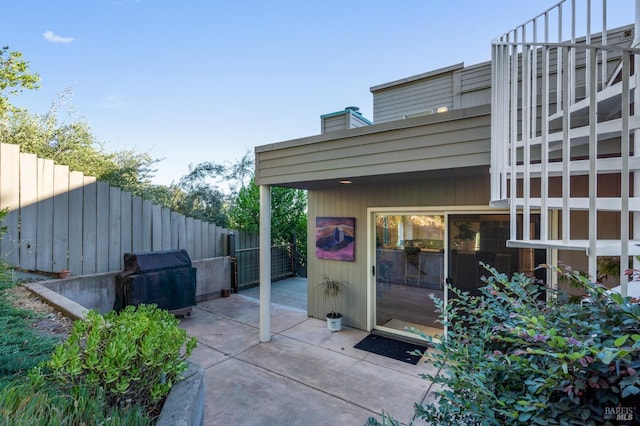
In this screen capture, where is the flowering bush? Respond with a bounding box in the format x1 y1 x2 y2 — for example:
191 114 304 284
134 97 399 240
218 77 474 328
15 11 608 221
370 264 640 425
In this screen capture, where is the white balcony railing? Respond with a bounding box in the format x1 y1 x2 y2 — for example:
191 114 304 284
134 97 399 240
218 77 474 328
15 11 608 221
490 0 640 293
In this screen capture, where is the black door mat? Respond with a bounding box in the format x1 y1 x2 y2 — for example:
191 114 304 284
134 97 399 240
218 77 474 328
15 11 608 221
354 334 427 365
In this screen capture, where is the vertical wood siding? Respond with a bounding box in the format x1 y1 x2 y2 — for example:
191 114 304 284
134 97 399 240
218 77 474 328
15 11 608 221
0 142 232 274
307 173 491 330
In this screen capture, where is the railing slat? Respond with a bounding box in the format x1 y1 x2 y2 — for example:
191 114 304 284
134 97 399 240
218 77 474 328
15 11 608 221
490 0 639 294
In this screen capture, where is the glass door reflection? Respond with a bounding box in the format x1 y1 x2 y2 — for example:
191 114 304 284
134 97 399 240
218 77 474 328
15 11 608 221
375 214 445 339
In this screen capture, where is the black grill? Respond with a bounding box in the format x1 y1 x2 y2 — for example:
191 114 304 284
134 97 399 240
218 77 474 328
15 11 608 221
114 249 197 316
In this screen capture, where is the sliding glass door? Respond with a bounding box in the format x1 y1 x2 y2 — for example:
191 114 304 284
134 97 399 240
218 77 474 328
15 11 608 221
447 214 543 296
372 211 543 340
374 213 445 339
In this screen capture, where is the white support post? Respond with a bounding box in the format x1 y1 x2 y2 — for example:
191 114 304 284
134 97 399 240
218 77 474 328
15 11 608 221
510 34 519 242
621 54 631 297
259 185 272 342
633 0 640 274
547 210 560 304
561 46 571 244
588 47 598 281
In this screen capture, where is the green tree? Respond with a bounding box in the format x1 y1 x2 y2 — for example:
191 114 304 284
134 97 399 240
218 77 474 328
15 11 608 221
229 180 259 233
164 151 269 227
228 178 307 256
0 46 39 116
0 90 160 199
162 161 235 227
180 153 308 252
174 183 228 226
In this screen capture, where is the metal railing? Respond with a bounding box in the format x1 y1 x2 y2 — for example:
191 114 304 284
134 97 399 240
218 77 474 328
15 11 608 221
234 243 304 290
490 0 640 289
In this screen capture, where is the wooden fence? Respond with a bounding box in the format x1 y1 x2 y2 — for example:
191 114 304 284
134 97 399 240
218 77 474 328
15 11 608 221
0 142 232 275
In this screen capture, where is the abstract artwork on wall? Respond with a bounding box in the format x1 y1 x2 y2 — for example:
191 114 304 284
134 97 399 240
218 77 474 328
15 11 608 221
315 217 355 261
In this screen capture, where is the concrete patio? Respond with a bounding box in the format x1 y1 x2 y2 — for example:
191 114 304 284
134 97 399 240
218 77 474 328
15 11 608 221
178 280 440 425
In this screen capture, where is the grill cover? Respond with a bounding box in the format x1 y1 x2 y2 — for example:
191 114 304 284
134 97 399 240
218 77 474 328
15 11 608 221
115 249 197 313
123 249 193 274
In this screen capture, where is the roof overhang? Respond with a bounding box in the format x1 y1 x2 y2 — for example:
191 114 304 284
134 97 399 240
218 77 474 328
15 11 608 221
255 104 491 191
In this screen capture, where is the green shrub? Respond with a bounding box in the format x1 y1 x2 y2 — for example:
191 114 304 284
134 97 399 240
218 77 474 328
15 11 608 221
29 304 197 419
369 264 640 425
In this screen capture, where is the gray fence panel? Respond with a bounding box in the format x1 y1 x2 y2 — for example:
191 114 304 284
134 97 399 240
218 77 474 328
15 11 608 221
120 191 132 264
170 211 179 249
151 204 162 251
185 217 194 258
19 153 38 271
68 171 84 275
206 224 216 258
52 164 70 271
109 187 122 271
216 226 225 257
238 231 258 249
193 219 202 260
161 207 171 250
36 159 54 272
96 182 109 273
211 226 219 257
82 177 97 274
213 225 221 257
177 214 187 251
141 200 152 252
132 196 143 253
0 144 20 266
0 143 233 274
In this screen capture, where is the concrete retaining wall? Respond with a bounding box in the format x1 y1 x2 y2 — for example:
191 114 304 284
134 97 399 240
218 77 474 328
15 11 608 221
157 362 205 426
194 256 230 302
37 256 231 314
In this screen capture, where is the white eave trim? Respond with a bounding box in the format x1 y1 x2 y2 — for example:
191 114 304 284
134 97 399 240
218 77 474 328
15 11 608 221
506 239 640 256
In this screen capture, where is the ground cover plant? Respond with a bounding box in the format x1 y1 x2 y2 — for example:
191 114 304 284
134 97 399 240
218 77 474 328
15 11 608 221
0 272 61 389
0 208 64 388
368 264 640 425
0 274 197 424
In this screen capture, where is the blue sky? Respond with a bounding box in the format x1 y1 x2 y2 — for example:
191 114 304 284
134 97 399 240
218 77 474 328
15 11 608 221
1 0 634 185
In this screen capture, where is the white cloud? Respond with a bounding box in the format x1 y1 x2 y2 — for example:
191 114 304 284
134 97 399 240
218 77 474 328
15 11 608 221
113 0 142 6
101 94 127 109
43 30 74 44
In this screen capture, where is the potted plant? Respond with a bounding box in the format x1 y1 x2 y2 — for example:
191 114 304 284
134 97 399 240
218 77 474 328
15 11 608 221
317 275 346 331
